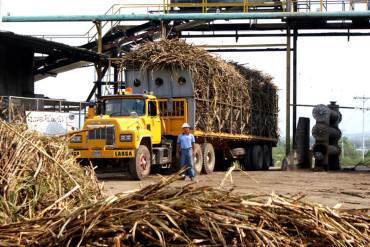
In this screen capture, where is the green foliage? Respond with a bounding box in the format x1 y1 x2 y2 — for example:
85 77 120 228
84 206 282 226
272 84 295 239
272 140 285 167
340 137 363 166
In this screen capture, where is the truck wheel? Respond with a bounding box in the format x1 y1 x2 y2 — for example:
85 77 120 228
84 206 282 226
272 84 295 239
202 143 215 174
172 156 182 172
251 145 263 171
193 143 203 175
241 147 253 171
129 145 151 180
262 145 272 170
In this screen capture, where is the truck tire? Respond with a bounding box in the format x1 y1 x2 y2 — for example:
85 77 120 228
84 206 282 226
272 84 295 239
193 143 203 175
251 145 263 171
129 145 151 180
172 156 182 172
202 143 215 174
241 147 253 171
262 145 272 170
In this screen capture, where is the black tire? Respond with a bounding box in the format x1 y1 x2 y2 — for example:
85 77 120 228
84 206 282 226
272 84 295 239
172 155 182 172
328 155 340 171
262 145 272 170
77 158 89 167
251 145 264 171
215 150 228 171
193 143 203 175
202 143 215 174
129 145 151 180
241 147 253 171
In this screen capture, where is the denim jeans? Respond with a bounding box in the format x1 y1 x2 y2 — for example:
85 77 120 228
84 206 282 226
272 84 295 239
180 148 195 177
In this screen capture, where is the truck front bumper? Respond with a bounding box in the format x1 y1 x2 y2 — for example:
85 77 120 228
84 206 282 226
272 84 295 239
71 149 135 159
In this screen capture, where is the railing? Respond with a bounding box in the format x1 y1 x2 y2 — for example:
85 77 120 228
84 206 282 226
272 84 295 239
0 96 88 126
85 4 163 43
30 1 370 42
163 0 287 13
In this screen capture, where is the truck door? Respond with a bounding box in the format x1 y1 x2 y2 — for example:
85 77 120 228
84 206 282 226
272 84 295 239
148 100 161 144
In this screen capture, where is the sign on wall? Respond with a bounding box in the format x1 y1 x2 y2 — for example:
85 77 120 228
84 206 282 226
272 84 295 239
26 111 84 136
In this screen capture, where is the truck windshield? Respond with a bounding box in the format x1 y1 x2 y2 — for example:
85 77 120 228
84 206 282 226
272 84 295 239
104 98 145 116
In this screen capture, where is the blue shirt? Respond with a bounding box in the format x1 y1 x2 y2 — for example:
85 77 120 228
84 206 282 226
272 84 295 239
177 133 195 149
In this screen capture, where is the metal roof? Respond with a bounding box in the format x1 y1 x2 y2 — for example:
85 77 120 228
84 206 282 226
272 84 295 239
0 31 107 81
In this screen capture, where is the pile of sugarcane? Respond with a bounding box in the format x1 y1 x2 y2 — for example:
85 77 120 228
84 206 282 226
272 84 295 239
123 39 278 138
0 171 369 246
0 119 101 225
0 123 368 246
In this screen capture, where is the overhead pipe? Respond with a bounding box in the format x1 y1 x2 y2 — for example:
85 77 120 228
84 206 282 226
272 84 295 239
3 11 370 22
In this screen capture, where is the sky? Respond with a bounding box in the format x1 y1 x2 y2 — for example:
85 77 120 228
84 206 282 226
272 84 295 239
1 0 370 136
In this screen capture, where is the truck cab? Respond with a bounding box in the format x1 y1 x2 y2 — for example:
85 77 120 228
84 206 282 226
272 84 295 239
69 89 171 180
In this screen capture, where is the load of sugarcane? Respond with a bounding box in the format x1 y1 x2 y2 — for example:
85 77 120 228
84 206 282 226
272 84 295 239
123 39 278 138
0 121 369 246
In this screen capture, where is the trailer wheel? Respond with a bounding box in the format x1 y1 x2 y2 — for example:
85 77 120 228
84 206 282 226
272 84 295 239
262 145 272 170
242 147 255 171
202 143 215 174
251 145 264 171
193 143 203 175
129 145 151 180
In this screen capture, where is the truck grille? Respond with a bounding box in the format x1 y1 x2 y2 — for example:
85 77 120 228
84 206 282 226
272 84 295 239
88 126 115 145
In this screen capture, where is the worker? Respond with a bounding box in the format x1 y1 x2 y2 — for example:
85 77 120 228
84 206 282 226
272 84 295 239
176 123 196 181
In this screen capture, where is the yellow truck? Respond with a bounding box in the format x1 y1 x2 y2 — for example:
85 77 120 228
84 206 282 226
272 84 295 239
69 69 278 180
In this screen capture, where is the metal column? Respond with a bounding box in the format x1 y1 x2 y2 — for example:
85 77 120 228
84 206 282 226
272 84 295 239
292 28 298 148
94 21 103 54
113 66 119 94
286 25 291 155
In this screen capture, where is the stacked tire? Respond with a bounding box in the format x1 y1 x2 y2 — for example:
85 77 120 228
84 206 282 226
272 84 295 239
243 144 272 171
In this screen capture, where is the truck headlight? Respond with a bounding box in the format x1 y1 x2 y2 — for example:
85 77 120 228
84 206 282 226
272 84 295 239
120 134 132 142
71 135 82 143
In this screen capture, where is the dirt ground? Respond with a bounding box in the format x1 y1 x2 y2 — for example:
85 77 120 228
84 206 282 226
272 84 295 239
100 170 370 209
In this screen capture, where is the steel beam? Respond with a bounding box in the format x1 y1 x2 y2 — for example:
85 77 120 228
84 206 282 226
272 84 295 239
3 12 370 22
179 23 370 32
206 48 289 52
292 28 298 149
286 25 291 156
113 66 119 94
181 32 370 38
197 43 286 48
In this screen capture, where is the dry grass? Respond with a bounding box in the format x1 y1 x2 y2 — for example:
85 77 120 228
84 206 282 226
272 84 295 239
0 119 101 225
0 171 368 246
0 122 368 246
